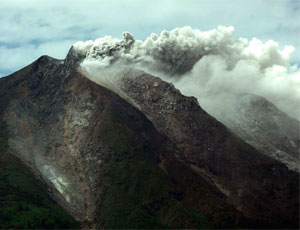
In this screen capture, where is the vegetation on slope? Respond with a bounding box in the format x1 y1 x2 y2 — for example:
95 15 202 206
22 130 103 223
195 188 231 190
0 123 80 229
98 109 240 229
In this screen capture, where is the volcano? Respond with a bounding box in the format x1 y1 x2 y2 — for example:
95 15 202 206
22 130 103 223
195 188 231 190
0 30 299 229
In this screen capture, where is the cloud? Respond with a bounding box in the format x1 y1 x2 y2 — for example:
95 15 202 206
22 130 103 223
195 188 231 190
74 26 300 120
0 0 299 77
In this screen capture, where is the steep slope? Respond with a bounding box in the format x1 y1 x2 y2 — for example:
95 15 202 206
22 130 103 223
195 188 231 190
0 55 247 229
223 93 299 172
0 128 80 229
119 72 299 228
0 73 79 228
72 28 300 173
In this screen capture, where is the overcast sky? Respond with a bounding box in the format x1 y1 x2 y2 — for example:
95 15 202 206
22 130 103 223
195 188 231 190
0 0 299 77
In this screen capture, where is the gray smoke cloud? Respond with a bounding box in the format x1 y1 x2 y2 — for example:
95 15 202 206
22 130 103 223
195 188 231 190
73 26 300 120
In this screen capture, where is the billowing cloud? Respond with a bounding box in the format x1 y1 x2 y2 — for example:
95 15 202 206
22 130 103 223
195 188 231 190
74 26 300 120
0 0 299 78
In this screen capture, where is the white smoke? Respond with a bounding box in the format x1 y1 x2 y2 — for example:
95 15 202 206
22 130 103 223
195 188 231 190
73 26 300 120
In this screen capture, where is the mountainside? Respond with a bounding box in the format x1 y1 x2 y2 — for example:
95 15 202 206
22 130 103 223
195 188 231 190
221 93 299 172
118 72 299 228
0 49 299 229
0 55 245 229
0 58 80 229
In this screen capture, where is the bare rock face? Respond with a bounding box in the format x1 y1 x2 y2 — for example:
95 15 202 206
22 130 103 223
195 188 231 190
0 51 299 229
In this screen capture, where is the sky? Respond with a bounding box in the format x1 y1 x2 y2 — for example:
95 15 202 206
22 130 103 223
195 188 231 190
0 0 299 77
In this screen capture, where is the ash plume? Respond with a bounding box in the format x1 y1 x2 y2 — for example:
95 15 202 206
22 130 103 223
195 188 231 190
73 26 300 120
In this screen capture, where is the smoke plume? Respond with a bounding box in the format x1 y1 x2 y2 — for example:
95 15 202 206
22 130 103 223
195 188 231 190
73 26 300 120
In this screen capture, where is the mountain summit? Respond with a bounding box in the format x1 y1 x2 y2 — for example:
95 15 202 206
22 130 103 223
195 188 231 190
0 30 299 229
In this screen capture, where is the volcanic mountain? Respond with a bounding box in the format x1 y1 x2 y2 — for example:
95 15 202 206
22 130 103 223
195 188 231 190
0 41 299 228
